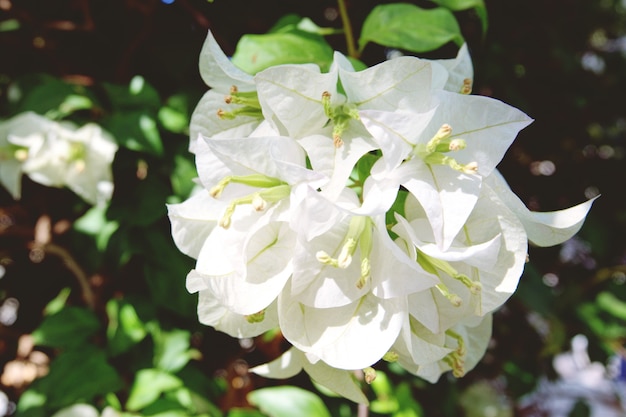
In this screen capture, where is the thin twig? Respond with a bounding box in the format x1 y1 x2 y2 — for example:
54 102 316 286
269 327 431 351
337 0 358 58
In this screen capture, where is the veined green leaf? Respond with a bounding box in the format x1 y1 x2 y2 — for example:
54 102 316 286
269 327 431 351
359 4 464 54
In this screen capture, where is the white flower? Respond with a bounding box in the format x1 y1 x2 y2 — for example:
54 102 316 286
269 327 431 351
360 90 533 250
189 31 261 153
394 313 493 383
393 184 527 334
254 52 438 199
0 112 48 199
0 112 117 205
169 31 595 396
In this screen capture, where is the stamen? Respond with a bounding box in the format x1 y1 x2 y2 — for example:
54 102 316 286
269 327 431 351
448 139 466 151
418 250 481 295
251 194 267 211
443 329 467 377
426 124 453 152
14 149 29 162
461 78 472 95
363 367 377 384
337 238 357 268
435 284 462 307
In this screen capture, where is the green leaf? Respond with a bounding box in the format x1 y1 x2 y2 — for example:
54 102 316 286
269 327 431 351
370 371 398 414
105 111 163 155
0 18 20 32
43 287 72 316
231 32 334 74
106 298 149 356
158 93 192 134
32 307 100 349
15 389 47 417
74 206 120 252
394 382 423 417
126 368 183 411
151 327 198 373
597 291 626 320
14 76 94 117
247 386 332 417
228 409 267 417
140 229 196 318
27 347 123 410
102 75 161 113
429 0 488 34
170 153 197 200
359 4 464 54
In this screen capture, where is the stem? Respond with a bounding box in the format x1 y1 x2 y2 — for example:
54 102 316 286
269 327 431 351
357 403 369 417
30 242 96 310
337 0 358 58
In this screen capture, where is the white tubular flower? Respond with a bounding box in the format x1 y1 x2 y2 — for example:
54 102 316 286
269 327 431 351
360 91 533 250
399 314 493 383
392 185 527 334
189 31 262 153
1 112 117 205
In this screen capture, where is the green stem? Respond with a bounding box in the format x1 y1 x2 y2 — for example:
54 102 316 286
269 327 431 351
337 0 358 58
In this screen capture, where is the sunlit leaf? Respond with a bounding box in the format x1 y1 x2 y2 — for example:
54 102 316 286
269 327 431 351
106 298 149 356
248 386 332 417
126 368 183 411
231 32 334 74
359 4 464 53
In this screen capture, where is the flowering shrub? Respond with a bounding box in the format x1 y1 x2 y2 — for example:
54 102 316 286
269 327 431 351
167 30 595 402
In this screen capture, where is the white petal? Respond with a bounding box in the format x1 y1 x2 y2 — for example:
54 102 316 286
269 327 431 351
485 170 596 247
196 286 279 338
251 347 369 404
250 347 304 379
431 43 474 93
198 30 254 91
279 289 405 370
370 216 439 299
359 109 436 172
254 64 338 138
425 91 534 177
197 212 295 315
189 91 260 153
398 159 481 250
340 57 432 112
291 215 369 308
167 191 226 259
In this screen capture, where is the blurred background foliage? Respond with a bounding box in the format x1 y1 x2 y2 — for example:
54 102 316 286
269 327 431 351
0 0 625 416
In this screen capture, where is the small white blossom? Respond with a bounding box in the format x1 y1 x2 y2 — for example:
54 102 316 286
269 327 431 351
0 112 117 205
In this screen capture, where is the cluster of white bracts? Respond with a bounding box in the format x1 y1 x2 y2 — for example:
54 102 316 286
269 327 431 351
0 112 117 205
168 31 594 403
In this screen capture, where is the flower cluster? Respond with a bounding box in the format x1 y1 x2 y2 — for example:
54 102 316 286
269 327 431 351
168 31 595 403
0 112 117 205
